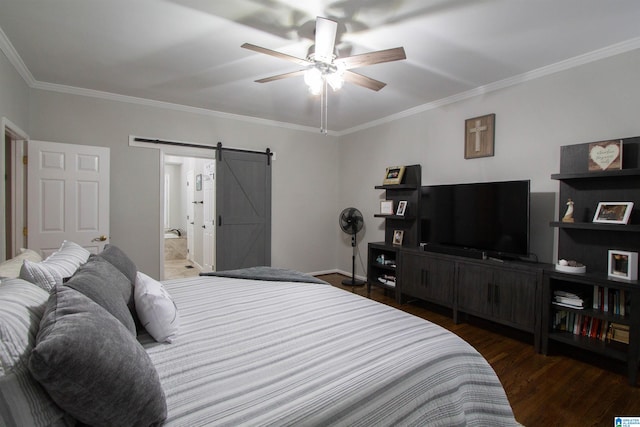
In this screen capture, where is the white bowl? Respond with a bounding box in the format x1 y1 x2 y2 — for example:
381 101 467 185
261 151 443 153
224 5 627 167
555 264 586 274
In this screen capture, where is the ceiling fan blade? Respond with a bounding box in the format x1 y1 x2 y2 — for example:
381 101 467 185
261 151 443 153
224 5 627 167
241 43 311 67
343 71 387 91
338 47 406 70
313 17 338 63
255 69 305 83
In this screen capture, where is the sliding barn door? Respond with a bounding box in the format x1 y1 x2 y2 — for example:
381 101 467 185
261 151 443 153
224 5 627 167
216 149 271 271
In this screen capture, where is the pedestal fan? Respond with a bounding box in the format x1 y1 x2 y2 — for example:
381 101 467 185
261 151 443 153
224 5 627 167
339 207 365 286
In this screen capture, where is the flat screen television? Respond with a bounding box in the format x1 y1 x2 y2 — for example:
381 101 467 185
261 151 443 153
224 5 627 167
420 180 530 260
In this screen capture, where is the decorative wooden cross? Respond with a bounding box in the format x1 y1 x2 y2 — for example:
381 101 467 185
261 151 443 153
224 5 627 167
464 114 495 159
469 119 487 152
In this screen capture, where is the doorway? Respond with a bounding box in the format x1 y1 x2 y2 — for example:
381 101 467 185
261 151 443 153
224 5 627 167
130 137 271 279
2 117 28 262
162 154 215 280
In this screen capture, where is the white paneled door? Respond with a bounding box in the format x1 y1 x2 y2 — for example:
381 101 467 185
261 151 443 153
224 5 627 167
185 170 195 262
27 140 110 256
202 161 215 272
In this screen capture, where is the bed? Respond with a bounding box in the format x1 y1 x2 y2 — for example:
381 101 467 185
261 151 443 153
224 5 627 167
0 243 521 426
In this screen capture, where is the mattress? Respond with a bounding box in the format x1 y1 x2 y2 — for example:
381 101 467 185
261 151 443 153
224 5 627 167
140 275 520 426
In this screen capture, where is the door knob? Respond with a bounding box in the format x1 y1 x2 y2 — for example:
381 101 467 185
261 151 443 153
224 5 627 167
92 235 108 242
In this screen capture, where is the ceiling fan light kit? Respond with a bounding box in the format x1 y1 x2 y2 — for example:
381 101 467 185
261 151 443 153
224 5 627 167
303 59 346 94
242 16 406 134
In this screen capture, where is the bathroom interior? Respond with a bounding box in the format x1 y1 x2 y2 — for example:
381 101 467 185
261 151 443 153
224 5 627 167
163 155 215 279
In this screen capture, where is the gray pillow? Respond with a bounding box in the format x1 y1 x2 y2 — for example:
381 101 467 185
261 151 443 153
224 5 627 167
29 285 167 427
64 257 136 335
93 244 138 318
95 244 137 284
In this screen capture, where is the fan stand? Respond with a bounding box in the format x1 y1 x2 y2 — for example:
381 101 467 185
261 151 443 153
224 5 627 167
342 233 365 287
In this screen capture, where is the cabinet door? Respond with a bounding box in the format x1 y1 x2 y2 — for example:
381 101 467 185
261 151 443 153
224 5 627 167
456 263 495 318
400 252 454 306
493 270 537 331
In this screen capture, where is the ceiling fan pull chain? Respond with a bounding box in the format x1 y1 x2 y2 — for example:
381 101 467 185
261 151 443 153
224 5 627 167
320 79 328 135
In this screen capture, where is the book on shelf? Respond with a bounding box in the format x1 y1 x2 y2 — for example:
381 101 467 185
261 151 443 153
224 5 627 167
553 310 620 342
553 290 587 309
378 275 396 287
608 323 630 344
592 286 628 316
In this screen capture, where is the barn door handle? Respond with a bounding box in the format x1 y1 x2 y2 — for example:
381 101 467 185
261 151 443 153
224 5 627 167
92 235 108 242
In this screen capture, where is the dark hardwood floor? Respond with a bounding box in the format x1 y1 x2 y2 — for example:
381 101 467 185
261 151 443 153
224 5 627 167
318 273 640 427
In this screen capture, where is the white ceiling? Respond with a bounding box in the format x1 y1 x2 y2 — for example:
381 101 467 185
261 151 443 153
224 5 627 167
1 0 640 134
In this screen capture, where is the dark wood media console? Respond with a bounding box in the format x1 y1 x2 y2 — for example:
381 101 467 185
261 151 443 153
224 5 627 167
368 137 640 384
368 243 545 350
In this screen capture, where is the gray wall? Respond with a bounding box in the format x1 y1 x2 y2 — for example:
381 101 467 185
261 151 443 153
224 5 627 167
26 91 341 278
0 50 29 128
2 46 640 280
338 48 640 278
0 49 30 261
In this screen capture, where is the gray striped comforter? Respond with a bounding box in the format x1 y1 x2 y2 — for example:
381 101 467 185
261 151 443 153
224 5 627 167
140 276 520 426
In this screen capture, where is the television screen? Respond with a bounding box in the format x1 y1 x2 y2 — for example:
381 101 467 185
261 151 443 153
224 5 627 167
421 180 530 259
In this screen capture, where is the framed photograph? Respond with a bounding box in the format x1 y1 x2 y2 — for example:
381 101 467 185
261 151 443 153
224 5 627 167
380 200 394 215
392 230 404 246
195 174 202 191
589 139 622 172
608 250 638 281
396 200 407 216
465 113 495 159
593 202 634 224
383 166 406 185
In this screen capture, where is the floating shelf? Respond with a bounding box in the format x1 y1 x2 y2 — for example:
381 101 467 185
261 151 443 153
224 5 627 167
550 221 640 232
551 169 640 180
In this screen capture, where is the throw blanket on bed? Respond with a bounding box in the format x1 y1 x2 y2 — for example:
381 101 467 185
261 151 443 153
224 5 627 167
200 266 329 285
142 276 520 426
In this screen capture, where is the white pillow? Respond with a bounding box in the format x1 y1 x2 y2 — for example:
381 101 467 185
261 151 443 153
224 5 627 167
0 249 43 279
19 241 90 291
134 272 179 343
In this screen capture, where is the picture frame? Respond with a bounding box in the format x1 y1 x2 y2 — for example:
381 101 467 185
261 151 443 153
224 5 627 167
588 139 623 172
396 200 407 216
383 166 406 185
608 250 638 281
464 113 495 159
380 200 394 215
592 202 634 224
392 230 404 246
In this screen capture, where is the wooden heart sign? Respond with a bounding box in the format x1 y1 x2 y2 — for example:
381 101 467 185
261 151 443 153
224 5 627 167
588 140 622 171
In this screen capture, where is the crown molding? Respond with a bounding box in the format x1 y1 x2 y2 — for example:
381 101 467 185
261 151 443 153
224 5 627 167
336 37 640 136
30 80 333 135
0 26 35 85
2 21 638 138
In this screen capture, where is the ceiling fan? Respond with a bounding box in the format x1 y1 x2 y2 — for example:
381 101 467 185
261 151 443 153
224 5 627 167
242 16 406 133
